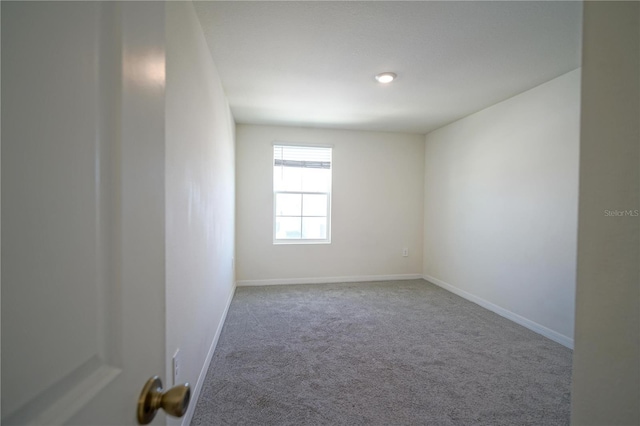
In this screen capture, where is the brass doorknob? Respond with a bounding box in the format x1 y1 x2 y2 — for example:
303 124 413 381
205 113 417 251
137 376 190 424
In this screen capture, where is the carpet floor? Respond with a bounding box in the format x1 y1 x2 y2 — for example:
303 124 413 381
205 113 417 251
191 280 572 425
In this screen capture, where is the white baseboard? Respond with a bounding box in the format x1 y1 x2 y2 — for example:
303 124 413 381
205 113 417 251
423 274 574 349
180 282 236 426
236 274 424 287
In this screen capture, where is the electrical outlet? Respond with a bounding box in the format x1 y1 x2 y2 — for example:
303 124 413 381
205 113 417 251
173 349 181 386
402 248 409 257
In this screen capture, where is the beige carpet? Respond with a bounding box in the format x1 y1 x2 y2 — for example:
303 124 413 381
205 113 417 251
191 280 572 425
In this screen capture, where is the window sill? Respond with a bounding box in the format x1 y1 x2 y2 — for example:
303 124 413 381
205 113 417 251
273 240 331 245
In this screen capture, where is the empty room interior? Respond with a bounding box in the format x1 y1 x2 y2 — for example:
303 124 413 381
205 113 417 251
1 1 638 425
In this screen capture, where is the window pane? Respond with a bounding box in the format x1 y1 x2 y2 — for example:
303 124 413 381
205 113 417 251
274 166 302 192
301 167 330 192
275 193 302 216
276 217 301 239
302 217 327 239
302 194 327 217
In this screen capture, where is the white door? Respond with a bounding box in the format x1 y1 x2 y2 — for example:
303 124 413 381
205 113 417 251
2 2 172 425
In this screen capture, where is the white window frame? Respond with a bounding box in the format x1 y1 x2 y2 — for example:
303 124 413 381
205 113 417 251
273 142 332 244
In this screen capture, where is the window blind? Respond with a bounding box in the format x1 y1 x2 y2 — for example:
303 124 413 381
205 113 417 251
274 145 332 169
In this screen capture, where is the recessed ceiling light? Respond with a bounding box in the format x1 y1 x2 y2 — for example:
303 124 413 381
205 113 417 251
375 72 397 84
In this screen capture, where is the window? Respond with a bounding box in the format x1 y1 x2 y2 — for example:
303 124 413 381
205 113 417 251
273 144 332 243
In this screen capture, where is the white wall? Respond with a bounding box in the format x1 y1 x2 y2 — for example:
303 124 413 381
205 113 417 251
423 69 581 347
571 2 639 424
165 2 235 425
236 124 424 284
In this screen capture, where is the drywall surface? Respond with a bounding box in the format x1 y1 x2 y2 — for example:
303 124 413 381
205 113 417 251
165 2 235 425
423 69 581 346
236 125 424 283
571 2 639 424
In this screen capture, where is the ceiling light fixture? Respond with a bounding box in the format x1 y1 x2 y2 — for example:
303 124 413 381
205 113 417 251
375 72 397 84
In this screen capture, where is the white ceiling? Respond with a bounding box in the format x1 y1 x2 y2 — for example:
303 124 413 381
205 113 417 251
194 1 582 135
